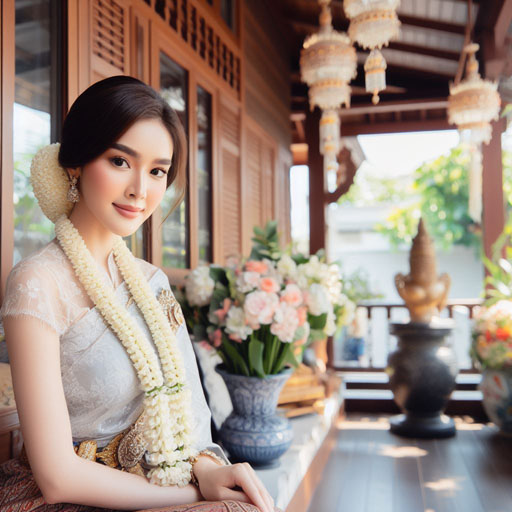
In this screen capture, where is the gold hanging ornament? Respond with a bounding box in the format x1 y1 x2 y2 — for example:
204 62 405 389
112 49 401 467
364 49 387 105
448 42 501 222
320 109 341 175
300 0 357 111
344 0 400 104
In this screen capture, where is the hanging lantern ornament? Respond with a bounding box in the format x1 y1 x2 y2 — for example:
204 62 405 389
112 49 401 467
300 0 357 111
320 109 342 175
364 49 387 105
448 42 501 223
448 43 501 145
344 0 400 104
344 0 400 49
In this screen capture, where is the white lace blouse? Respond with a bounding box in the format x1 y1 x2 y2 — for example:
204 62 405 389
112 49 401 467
0 238 226 462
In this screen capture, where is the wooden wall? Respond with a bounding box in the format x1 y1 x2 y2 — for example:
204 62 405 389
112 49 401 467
242 0 292 252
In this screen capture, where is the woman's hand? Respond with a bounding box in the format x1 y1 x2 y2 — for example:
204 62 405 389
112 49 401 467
193 458 275 512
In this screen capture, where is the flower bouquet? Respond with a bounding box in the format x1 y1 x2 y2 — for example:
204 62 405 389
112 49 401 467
177 257 309 378
250 221 356 345
470 214 512 432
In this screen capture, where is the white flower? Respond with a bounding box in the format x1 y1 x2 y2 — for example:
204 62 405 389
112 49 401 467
185 266 215 306
236 271 260 293
276 254 297 280
306 283 331 316
30 143 74 223
225 306 253 340
325 309 337 336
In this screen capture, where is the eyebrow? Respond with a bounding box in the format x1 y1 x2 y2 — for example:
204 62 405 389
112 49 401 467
110 142 173 166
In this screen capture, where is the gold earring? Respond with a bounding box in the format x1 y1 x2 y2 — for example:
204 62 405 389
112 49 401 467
67 176 80 203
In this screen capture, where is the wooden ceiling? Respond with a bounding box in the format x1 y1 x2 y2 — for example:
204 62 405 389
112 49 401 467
277 0 512 140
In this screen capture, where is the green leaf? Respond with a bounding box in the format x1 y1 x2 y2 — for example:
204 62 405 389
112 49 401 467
248 337 265 377
308 312 327 330
222 338 250 376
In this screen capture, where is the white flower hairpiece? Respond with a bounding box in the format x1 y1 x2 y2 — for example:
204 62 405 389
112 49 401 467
30 143 74 223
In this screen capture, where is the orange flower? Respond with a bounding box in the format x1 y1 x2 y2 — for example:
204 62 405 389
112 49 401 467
245 260 268 274
496 327 510 341
260 277 280 293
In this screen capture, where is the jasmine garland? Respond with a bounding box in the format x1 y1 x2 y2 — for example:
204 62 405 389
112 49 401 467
54 214 197 487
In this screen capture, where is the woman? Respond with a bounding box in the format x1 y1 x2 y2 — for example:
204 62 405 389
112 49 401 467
0 76 275 512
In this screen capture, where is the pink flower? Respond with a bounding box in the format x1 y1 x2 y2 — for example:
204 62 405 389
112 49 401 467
297 306 307 326
270 303 299 343
244 290 279 326
229 333 242 343
260 277 280 294
200 340 213 351
280 284 303 307
245 260 268 274
210 328 223 348
214 298 232 323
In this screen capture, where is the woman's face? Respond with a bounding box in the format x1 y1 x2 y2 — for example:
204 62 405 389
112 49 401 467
75 118 173 238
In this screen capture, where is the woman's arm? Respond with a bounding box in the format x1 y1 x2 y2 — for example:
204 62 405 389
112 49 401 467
4 315 202 509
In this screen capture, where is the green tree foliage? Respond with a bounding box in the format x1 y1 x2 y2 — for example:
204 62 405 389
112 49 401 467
375 146 481 251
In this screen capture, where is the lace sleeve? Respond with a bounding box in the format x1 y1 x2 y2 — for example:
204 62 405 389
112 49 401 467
0 260 66 336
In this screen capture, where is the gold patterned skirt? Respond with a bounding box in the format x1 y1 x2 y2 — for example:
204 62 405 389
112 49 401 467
0 456 264 512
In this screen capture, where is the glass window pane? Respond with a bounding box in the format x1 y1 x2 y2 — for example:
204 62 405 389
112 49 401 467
197 86 212 263
124 225 145 259
159 53 189 269
14 0 59 264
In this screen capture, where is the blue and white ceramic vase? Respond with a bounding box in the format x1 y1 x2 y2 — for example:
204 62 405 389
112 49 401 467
215 365 293 467
479 369 512 433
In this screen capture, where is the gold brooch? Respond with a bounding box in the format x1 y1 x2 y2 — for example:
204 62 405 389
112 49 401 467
158 289 185 334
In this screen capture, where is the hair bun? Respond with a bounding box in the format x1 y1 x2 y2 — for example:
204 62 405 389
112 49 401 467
30 143 74 223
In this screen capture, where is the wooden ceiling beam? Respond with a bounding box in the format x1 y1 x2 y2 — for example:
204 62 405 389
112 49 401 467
340 118 452 136
289 12 467 37
387 41 460 61
339 98 448 117
394 14 466 35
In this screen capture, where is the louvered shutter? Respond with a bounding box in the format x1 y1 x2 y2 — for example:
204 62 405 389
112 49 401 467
218 99 241 262
91 0 130 82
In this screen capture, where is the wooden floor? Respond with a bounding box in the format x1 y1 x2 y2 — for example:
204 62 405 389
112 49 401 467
306 414 512 512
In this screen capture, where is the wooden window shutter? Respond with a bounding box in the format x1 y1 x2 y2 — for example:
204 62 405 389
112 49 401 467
246 131 263 230
91 0 130 81
218 100 241 262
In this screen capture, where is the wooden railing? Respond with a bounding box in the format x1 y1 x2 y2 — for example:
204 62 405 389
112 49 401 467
329 299 483 372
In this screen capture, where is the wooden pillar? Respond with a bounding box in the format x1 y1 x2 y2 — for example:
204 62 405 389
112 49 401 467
306 109 326 255
0 0 14 303
482 118 507 260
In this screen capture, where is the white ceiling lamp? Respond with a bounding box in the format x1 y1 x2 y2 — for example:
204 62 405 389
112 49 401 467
344 0 401 104
447 0 501 223
300 0 357 174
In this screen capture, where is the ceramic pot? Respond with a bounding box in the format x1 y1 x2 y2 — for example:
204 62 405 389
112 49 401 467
387 320 458 438
215 365 293 467
479 369 512 433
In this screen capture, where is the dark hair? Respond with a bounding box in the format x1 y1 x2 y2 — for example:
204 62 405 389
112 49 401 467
59 75 187 214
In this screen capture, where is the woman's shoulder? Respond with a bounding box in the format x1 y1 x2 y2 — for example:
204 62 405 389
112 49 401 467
8 239 68 285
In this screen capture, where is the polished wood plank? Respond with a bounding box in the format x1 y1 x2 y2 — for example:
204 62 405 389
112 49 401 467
307 414 512 511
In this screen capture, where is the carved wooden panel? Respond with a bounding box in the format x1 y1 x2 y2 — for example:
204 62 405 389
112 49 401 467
149 0 240 95
91 0 130 81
